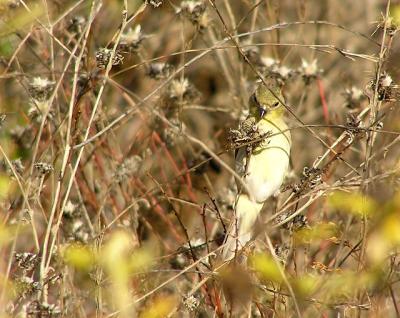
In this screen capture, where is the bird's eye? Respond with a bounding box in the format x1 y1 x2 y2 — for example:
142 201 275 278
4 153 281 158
272 101 280 108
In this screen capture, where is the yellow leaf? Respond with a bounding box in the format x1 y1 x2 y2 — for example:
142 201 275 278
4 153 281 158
251 253 283 283
291 275 319 298
63 244 95 271
329 191 377 216
382 213 400 244
140 296 177 318
0 174 11 198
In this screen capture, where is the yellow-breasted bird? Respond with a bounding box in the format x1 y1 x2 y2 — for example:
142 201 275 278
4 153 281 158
222 81 291 261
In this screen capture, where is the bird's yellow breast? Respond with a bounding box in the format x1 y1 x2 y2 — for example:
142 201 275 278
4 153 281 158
235 117 291 203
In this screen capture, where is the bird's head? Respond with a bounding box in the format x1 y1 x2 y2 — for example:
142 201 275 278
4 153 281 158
249 81 285 120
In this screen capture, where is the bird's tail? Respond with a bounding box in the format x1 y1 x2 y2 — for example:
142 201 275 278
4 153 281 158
221 194 264 261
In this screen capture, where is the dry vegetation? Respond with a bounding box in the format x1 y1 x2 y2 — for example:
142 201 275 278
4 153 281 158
1 0 400 317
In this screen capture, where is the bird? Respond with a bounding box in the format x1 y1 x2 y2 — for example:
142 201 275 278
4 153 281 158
221 80 291 261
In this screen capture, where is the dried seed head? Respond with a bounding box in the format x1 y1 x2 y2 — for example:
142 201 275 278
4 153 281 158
299 59 322 84
228 116 271 154
28 77 55 102
243 45 263 66
95 48 123 69
28 100 53 122
15 276 41 299
15 252 38 272
259 56 293 84
372 73 398 102
114 155 142 182
291 214 308 231
162 118 185 147
26 301 61 317
148 0 163 8
147 62 174 80
120 25 145 52
261 56 279 69
167 78 200 105
34 162 53 175
291 167 323 194
68 16 86 34
274 243 290 264
63 201 78 218
240 117 257 134
69 219 89 243
343 86 367 109
179 0 206 24
183 295 200 312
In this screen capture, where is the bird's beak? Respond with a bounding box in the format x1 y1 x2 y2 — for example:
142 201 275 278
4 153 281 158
259 107 267 118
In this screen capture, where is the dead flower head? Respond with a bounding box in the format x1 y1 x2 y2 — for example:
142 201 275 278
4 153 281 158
373 73 398 102
166 78 200 106
28 77 55 102
119 25 145 52
178 0 207 27
298 59 322 84
95 48 124 69
343 86 368 110
260 56 294 84
34 162 54 176
114 155 142 182
147 62 174 80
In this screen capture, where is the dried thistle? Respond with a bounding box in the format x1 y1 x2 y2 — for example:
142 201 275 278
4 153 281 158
242 45 263 67
15 252 38 273
372 73 398 102
34 162 53 176
298 59 322 84
67 16 86 34
343 86 368 110
162 119 185 147
28 77 55 102
183 295 200 312
274 243 290 263
148 0 163 8
63 200 78 218
260 56 294 84
114 155 142 182
291 214 309 231
26 301 61 317
291 166 323 194
14 276 41 299
95 48 123 69
119 25 145 52
228 117 271 155
178 0 207 26
147 62 174 80
166 78 200 106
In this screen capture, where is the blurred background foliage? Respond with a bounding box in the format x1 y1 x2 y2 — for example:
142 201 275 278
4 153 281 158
0 0 400 317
